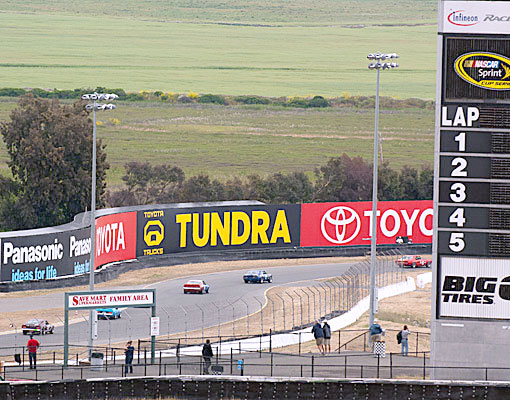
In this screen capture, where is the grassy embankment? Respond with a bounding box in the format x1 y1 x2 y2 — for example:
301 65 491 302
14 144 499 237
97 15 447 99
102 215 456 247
0 99 434 188
0 1 437 97
0 0 437 188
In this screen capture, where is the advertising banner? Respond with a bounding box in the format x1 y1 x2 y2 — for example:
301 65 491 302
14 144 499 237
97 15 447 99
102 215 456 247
0 227 91 282
68 290 154 309
94 212 137 267
439 256 510 319
136 205 300 257
300 200 433 247
442 1 510 35
444 37 510 102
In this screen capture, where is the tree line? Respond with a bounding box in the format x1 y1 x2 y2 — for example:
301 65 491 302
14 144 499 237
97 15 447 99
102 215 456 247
107 157 432 207
0 95 432 231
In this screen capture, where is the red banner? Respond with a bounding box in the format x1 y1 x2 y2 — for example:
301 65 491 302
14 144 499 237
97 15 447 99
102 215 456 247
300 201 433 247
95 212 137 267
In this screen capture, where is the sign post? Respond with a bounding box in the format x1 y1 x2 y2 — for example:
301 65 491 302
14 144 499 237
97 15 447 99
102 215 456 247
63 289 156 367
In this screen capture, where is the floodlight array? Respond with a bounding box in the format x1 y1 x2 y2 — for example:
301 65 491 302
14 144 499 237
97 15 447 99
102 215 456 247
367 52 400 70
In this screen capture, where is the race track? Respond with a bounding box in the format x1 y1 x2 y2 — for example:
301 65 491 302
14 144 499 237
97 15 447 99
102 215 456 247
0 261 356 349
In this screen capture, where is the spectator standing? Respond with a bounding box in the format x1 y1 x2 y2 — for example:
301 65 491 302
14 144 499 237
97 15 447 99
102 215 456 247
124 340 135 374
401 325 411 356
369 319 383 350
202 339 214 374
27 335 40 369
322 320 332 354
311 320 325 354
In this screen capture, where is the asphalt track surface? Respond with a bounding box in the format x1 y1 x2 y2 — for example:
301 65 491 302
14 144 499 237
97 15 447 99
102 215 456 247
0 262 356 349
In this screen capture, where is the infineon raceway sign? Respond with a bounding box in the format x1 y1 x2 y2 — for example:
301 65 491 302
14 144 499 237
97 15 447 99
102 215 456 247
300 200 432 247
68 290 154 309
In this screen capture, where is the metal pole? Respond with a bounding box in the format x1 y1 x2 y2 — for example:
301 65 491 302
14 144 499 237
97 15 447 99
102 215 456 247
254 297 264 335
369 66 380 327
240 298 250 337
88 106 97 358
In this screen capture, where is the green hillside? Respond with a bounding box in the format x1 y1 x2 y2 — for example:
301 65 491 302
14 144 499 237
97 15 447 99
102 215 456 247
0 0 438 98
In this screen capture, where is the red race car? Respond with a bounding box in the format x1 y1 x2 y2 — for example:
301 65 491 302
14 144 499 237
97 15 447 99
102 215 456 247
183 280 210 294
395 255 432 268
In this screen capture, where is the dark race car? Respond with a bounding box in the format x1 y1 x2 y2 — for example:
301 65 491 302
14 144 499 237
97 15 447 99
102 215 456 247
243 270 273 284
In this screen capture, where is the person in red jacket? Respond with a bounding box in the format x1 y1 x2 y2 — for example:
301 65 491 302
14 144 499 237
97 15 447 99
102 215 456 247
27 335 40 369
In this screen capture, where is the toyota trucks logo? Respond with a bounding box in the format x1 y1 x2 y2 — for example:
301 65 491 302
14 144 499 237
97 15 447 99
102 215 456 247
321 206 361 245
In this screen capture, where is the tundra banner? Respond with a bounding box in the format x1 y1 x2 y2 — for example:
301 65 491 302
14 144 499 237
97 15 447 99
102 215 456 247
0 227 91 282
300 200 433 247
137 205 301 257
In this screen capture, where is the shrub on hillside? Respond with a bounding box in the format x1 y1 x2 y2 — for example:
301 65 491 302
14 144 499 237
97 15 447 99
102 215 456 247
235 95 270 105
308 95 329 108
198 93 226 105
0 88 27 97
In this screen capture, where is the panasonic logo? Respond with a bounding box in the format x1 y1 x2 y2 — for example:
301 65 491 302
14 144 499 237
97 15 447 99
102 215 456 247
69 235 91 258
3 239 64 265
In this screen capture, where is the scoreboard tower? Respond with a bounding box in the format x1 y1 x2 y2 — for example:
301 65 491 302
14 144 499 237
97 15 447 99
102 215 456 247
433 1 510 379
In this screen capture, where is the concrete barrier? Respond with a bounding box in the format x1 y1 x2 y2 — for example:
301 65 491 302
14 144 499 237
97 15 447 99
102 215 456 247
2 375 510 399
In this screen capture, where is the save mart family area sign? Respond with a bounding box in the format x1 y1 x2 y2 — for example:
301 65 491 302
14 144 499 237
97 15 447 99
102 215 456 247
68 290 154 309
63 289 156 367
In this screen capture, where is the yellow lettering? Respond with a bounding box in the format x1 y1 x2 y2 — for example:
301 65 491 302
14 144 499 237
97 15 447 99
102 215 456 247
251 211 270 244
193 213 210 247
211 212 230 246
231 212 250 245
175 214 191 248
270 210 291 243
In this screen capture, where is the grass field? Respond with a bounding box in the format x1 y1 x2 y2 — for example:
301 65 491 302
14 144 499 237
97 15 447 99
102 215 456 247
0 98 434 188
0 0 438 98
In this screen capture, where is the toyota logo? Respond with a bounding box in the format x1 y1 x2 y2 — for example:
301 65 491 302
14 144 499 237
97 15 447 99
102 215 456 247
321 206 361 244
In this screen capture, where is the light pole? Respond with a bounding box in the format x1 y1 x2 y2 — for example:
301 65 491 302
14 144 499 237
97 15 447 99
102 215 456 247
82 92 118 357
366 52 399 326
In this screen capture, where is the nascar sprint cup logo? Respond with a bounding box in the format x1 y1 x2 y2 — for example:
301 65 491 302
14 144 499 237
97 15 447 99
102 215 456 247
454 52 510 90
321 206 361 245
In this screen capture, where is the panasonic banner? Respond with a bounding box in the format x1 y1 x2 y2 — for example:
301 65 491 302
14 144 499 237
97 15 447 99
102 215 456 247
0 228 91 282
432 0 510 380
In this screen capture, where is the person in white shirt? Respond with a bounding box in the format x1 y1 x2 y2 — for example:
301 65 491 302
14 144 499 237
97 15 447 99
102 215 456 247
401 325 411 356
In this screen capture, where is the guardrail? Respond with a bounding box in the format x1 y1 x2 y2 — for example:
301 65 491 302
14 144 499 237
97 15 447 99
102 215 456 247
2 350 509 382
338 329 431 356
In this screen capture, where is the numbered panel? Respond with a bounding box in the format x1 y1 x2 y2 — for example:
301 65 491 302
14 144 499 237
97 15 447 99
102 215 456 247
440 131 510 154
438 206 488 229
439 206 510 230
439 156 492 179
439 156 510 180
438 231 510 257
438 181 492 204
438 231 488 256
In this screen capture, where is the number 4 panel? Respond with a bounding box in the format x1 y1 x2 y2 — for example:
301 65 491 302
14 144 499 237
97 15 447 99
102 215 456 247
438 206 510 230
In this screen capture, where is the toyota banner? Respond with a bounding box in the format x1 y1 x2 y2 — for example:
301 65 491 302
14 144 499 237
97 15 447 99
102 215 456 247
300 200 433 247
